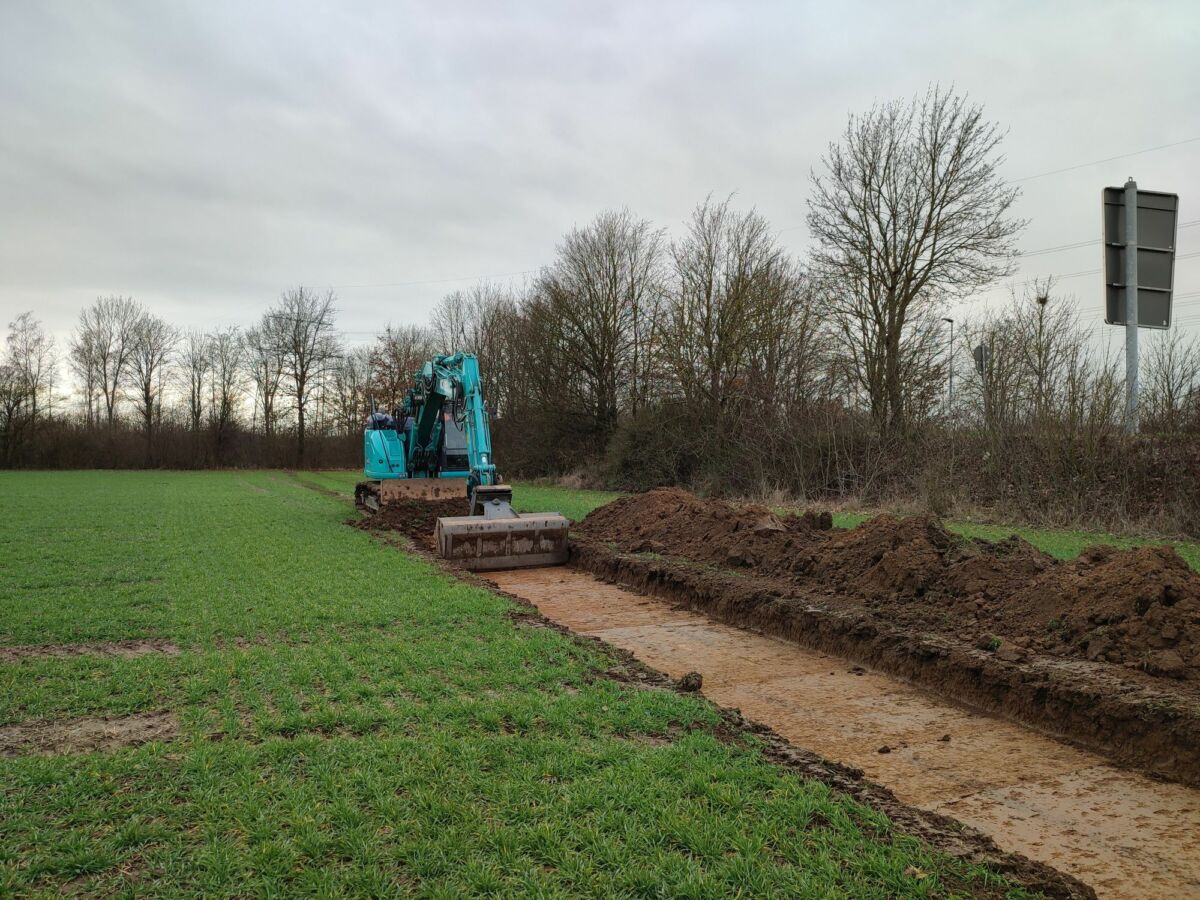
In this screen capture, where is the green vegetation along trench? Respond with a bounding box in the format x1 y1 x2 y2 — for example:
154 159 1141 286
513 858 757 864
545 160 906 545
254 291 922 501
0 470 1034 897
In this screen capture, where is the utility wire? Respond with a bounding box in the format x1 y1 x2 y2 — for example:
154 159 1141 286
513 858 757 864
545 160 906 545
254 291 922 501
1013 136 1200 182
1016 219 1200 259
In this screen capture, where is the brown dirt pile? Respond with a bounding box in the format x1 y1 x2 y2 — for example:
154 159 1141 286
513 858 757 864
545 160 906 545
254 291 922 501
577 487 832 574
577 489 1200 680
351 497 469 547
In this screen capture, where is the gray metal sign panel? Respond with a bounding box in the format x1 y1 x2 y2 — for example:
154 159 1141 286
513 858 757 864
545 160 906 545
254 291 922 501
973 343 991 376
1103 187 1178 329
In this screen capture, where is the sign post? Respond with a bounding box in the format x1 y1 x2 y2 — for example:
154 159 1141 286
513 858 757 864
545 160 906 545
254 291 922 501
1103 182 1179 434
1124 179 1139 433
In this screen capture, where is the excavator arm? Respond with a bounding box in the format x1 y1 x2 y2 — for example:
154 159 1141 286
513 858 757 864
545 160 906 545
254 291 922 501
403 353 499 493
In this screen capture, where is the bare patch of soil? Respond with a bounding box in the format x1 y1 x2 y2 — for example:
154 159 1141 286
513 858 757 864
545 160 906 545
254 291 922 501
0 639 180 663
0 711 177 756
573 489 1200 786
351 497 469 548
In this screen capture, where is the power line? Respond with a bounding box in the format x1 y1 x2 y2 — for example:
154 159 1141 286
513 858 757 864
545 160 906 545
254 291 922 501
1017 238 1096 258
1014 136 1200 182
959 250 1200 308
1017 219 1200 259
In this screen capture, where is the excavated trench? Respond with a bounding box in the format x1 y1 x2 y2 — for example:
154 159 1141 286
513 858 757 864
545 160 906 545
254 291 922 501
489 567 1200 899
357 488 1200 896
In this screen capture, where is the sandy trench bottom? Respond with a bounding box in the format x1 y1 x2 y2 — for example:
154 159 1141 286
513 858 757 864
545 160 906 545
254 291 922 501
488 567 1200 900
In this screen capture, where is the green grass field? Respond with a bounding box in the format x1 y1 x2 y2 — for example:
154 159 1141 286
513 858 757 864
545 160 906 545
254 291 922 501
0 471 1023 897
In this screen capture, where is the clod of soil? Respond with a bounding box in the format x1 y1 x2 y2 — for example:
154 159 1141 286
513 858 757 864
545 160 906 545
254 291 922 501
0 639 180 662
678 671 703 692
351 497 469 548
577 489 1200 682
0 711 177 757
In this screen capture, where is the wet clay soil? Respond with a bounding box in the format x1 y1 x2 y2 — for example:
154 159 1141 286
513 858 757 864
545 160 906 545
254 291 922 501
490 567 1200 900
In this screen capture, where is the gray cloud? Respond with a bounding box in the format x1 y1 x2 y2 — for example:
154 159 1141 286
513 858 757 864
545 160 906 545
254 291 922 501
2 0 1198 352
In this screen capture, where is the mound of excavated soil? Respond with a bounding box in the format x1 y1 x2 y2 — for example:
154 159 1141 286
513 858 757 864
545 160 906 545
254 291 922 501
576 489 1200 681
578 488 832 574
352 497 469 548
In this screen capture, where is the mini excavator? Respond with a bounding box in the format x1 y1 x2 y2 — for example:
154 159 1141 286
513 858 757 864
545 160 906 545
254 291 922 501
354 352 568 570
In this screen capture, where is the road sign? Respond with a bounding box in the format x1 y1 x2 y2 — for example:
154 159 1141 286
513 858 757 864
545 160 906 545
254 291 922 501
973 343 991 376
1103 186 1178 329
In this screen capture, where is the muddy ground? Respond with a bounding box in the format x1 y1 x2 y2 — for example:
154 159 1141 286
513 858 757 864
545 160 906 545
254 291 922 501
572 489 1200 786
351 497 468 548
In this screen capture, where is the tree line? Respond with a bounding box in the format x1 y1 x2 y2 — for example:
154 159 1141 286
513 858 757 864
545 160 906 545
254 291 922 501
4 86 1200 532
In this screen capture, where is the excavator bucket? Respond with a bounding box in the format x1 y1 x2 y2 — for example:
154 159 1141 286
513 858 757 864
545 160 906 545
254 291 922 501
435 484 569 571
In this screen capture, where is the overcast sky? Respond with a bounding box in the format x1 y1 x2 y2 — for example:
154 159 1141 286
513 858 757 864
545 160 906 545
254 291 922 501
2 0 1198 353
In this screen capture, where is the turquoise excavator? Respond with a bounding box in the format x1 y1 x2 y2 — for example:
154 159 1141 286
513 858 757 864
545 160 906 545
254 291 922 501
354 352 568 570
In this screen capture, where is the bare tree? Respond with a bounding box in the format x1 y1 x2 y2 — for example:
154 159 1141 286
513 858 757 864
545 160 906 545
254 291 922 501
664 197 805 413
71 296 143 432
244 324 284 437
265 286 342 465
431 289 473 354
1143 329 1200 433
69 327 100 428
432 283 516 366
208 327 245 462
807 86 1024 433
5 313 56 425
0 362 28 464
1009 278 1078 420
330 347 372 434
129 312 179 460
534 208 665 443
825 273 947 426
369 324 435 413
178 331 211 437
430 283 521 416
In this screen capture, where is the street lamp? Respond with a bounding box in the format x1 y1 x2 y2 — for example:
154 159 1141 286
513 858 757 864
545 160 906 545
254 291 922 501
941 317 955 414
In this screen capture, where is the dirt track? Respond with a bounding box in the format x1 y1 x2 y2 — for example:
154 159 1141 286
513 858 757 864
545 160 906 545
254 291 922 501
490 567 1200 899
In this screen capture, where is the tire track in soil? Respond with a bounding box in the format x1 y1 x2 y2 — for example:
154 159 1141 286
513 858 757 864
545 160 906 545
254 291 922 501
488 567 1200 900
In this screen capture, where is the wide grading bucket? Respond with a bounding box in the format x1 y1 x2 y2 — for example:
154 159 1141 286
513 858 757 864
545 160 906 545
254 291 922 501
435 512 569 571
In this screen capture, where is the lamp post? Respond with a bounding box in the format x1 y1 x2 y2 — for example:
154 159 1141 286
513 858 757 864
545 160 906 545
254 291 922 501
941 317 955 416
